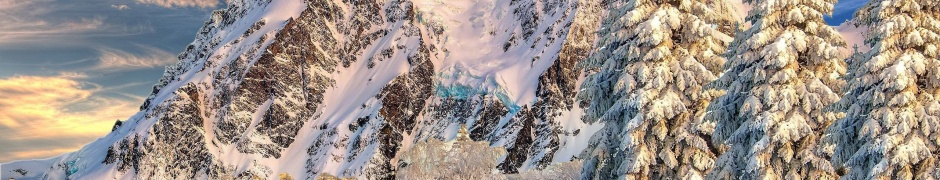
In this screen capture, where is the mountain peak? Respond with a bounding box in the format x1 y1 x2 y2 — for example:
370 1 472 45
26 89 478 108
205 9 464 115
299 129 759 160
2 0 606 179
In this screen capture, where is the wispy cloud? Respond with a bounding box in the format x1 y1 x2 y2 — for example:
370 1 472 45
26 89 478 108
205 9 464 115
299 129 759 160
111 4 130 10
0 0 96 40
94 45 177 71
136 0 221 8
0 75 140 163
0 0 151 45
0 16 106 41
55 72 91 79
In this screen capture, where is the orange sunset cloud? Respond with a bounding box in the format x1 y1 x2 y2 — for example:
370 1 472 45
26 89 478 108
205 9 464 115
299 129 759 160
0 75 140 162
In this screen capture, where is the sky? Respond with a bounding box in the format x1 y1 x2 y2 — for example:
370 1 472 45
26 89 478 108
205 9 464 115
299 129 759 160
0 0 217 163
0 0 868 163
826 0 869 25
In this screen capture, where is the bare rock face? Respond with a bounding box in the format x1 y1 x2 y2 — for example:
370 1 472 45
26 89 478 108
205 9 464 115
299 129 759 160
1 0 609 179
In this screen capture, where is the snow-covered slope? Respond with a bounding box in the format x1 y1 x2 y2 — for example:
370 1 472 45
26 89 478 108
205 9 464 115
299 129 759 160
2 0 608 179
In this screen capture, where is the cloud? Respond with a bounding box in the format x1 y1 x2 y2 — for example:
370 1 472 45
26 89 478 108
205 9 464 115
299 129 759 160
94 45 177 70
0 0 151 46
55 72 91 79
111 4 130 10
0 1 98 39
136 0 221 8
3 136 96 162
0 0 210 163
0 16 106 41
0 0 41 12
0 75 140 163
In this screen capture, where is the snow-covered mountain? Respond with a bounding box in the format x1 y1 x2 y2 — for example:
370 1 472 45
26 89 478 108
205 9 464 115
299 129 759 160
7 0 927 179
3 0 609 179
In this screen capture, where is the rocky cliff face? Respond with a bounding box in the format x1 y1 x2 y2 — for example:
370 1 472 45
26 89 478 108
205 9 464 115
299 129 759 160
2 0 608 179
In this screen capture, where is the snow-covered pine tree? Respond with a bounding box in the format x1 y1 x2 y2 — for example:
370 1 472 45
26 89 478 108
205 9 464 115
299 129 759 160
843 45 865 86
703 0 847 179
506 160 583 180
576 0 738 179
816 45 864 178
397 125 507 179
823 0 940 179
